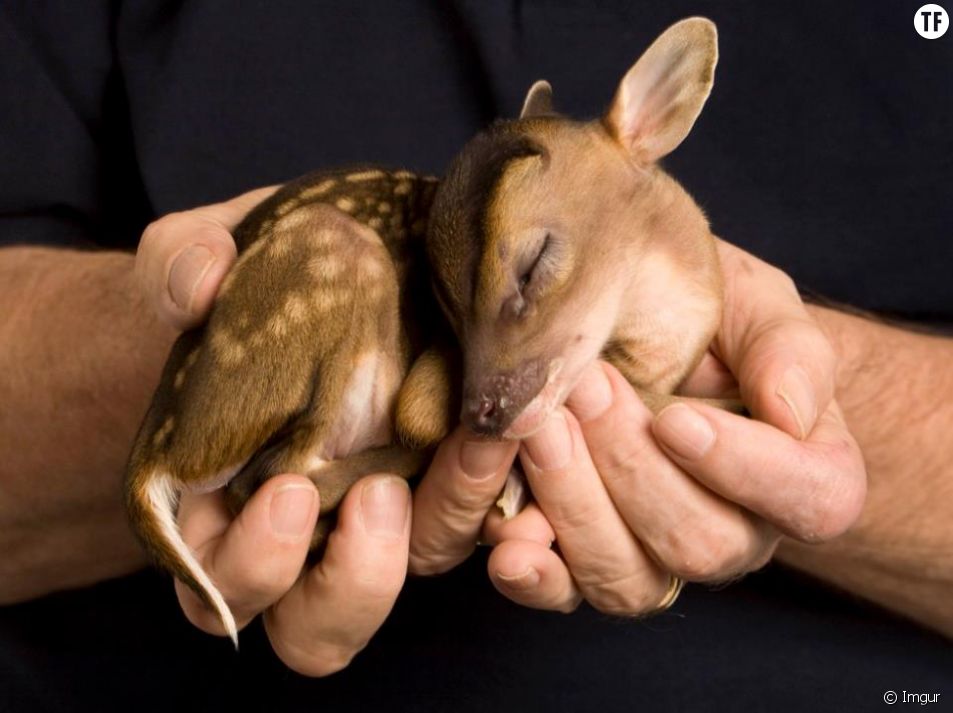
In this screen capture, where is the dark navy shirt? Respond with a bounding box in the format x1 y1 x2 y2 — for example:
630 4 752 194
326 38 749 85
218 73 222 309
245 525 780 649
1 2 950 711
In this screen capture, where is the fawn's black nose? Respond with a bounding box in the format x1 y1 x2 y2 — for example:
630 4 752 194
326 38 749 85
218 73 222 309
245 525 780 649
462 396 504 436
461 359 548 438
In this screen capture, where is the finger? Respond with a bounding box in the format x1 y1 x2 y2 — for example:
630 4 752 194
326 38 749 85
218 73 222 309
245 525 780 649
481 501 555 548
488 539 582 613
678 351 740 398
409 426 518 575
714 240 836 439
264 475 411 677
174 473 318 636
520 408 671 615
566 362 777 581
652 400 867 542
135 185 278 331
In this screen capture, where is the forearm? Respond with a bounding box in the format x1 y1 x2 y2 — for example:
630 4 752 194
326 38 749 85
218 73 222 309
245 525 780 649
0 246 175 601
777 305 953 636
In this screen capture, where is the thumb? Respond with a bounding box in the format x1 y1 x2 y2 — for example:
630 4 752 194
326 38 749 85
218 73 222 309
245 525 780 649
713 241 836 439
135 186 277 331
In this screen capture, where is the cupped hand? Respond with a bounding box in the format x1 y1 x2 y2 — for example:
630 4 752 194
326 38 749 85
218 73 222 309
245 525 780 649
135 190 412 676
410 239 867 616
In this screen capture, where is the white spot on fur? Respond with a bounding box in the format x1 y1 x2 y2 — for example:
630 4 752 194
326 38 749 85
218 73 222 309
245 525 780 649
285 294 308 321
267 314 289 337
302 453 329 472
276 209 309 232
346 170 385 182
312 255 344 279
268 237 292 258
312 289 347 312
211 331 246 366
275 200 298 217
299 180 336 200
335 197 356 213
153 417 175 446
308 230 334 250
240 238 267 263
360 256 385 280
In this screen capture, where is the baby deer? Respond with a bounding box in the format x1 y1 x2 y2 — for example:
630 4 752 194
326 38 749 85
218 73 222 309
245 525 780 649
126 18 724 646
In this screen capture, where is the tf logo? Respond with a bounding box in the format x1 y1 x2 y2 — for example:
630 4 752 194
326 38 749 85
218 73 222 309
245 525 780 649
915 4 949 38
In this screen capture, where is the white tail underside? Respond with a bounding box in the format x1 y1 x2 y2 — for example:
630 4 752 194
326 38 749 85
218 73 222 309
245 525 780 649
144 471 238 647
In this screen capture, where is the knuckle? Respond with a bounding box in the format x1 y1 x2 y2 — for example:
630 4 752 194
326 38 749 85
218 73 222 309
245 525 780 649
558 594 583 614
299 646 359 678
352 572 402 603
796 468 866 543
138 217 165 253
139 211 232 258
583 572 657 616
661 526 746 582
593 432 656 488
766 265 799 299
789 444 866 542
229 562 284 603
268 629 360 678
445 478 500 513
544 497 605 537
408 544 469 576
814 334 837 371
297 655 352 678
139 212 186 252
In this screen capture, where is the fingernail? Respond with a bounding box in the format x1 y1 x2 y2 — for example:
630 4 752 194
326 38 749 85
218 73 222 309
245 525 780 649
460 439 510 481
522 410 573 472
169 245 215 312
777 366 816 440
495 567 540 591
361 477 409 539
654 404 715 460
567 362 614 422
270 483 317 539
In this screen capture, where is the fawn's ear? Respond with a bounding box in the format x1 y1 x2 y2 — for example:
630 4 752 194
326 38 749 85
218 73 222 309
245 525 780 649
605 17 718 163
520 80 554 119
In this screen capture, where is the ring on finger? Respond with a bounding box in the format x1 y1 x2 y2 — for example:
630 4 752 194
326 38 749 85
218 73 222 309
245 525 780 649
653 575 685 613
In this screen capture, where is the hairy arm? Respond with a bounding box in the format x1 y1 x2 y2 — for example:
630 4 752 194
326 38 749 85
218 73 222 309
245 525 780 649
779 306 953 636
0 246 175 601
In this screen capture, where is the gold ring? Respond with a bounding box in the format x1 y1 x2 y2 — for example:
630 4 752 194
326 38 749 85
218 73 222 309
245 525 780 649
654 575 685 612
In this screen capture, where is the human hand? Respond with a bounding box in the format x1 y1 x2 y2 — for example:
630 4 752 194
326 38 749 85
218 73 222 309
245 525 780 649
410 240 867 616
135 190 413 675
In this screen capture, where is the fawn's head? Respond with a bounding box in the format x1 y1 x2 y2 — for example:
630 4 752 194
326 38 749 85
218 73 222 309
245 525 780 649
427 18 719 437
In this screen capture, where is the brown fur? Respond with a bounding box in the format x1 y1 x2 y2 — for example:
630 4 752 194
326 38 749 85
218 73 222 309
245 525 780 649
125 17 732 640
124 169 453 640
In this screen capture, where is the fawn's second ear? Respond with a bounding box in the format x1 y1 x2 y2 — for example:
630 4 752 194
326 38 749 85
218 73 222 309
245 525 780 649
605 17 718 164
520 80 554 119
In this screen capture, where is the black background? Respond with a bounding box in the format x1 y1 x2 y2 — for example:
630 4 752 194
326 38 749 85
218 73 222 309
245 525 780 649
0 1 951 711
